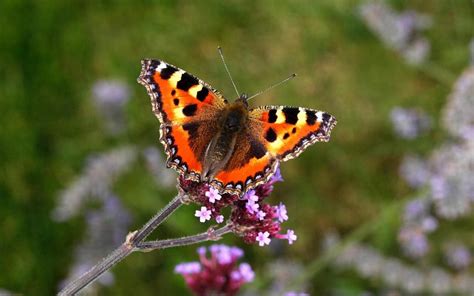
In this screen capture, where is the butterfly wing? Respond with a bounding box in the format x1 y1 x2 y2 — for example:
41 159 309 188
249 106 337 160
210 106 336 195
138 59 227 181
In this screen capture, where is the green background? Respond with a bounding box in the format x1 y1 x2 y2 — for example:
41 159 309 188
1 0 472 295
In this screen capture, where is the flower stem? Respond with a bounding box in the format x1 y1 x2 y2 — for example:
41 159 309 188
58 193 185 296
136 224 233 251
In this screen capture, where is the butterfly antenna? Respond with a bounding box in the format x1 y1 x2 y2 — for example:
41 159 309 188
247 73 297 101
218 46 240 97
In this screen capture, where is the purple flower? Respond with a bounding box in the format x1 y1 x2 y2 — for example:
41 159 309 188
285 229 298 245
404 199 428 222
275 203 289 222
269 166 284 184
244 190 259 203
430 175 448 200
246 200 259 214
92 80 130 135
195 206 212 223
175 244 254 295
421 216 438 233
197 246 206 256
215 215 224 224
237 263 255 282
442 67 474 141
205 187 221 203
230 246 244 259
444 243 471 270
256 231 271 247
174 262 201 275
257 210 266 220
390 107 432 139
399 155 430 189
398 227 429 259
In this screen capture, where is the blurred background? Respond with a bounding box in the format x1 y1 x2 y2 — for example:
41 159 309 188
1 0 473 295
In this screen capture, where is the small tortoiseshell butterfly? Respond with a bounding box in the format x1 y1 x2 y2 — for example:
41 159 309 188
138 57 336 196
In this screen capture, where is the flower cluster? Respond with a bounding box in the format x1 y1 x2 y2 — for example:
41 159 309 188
175 244 254 296
358 1 432 65
180 166 297 247
390 107 432 139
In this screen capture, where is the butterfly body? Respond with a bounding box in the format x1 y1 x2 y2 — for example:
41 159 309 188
138 59 337 196
200 99 249 181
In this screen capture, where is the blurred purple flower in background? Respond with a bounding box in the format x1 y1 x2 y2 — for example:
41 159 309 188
142 146 176 188
398 155 430 188
429 142 474 219
52 146 137 221
58 191 131 293
444 242 472 271
325 233 474 294
92 80 130 135
390 107 432 139
175 244 254 296
398 227 430 259
443 67 474 142
358 1 432 65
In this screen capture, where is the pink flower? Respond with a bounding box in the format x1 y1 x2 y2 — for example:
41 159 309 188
195 206 211 223
275 203 289 222
205 187 222 203
256 231 271 246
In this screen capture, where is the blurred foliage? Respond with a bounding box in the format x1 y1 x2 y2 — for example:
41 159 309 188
0 0 472 295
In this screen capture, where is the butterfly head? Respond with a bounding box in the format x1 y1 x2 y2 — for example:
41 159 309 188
235 93 249 106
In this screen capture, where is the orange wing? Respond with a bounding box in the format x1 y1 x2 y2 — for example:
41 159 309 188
249 106 337 161
209 106 336 195
138 59 227 181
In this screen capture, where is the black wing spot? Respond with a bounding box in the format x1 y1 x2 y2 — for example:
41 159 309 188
268 109 278 123
173 98 179 106
171 89 176 96
282 107 299 124
196 87 209 101
177 72 198 91
249 138 266 159
306 110 317 125
183 122 200 137
292 127 297 134
265 128 277 142
322 112 331 123
283 133 290 140
182 104 198 117
160 65 178 80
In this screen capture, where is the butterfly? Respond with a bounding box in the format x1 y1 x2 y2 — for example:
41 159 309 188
138 58 337 196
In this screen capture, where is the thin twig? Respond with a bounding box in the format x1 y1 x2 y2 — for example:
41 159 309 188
136 224 233 251
58 193 185 296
